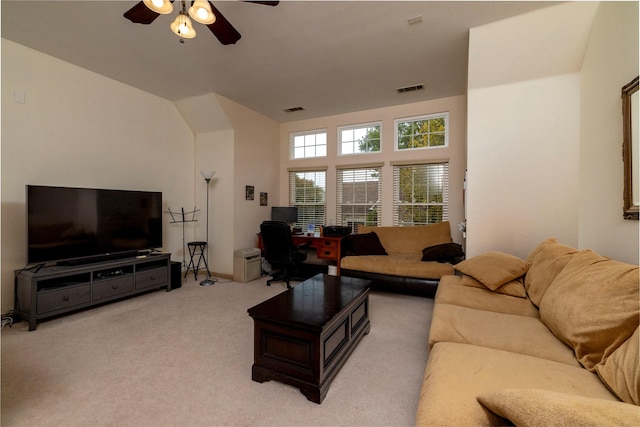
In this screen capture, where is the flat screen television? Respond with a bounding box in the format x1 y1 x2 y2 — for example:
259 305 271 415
26 185 163 265
271 206 298 224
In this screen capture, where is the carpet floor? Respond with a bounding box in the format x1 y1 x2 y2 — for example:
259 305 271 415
1 274 433 426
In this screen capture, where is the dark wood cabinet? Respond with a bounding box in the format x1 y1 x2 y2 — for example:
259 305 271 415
16 253 171 330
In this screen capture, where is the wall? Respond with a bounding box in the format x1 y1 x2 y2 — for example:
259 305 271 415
279 96 467 244
1 40 195 313
579 1 639 264
466 2 600 259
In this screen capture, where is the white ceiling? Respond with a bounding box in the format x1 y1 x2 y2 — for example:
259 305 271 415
1 1 560 122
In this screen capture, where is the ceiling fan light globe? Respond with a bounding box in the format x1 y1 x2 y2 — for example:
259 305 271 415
170 13 196 39
143 0 173 15
188 1 216 25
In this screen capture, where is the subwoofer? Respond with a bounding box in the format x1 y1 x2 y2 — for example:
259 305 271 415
170 261 182 290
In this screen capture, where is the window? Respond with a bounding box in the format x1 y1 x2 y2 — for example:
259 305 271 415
291 130 327 159
395 113 448 150
338 122 381 155
289 170 326 231
393 162 448 226
336 167 382 233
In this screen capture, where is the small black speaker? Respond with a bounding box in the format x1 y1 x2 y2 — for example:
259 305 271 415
170 261 182 290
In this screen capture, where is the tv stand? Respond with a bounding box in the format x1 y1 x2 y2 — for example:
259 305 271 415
15 253 171 331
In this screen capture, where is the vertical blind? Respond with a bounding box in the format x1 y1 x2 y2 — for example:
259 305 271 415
289 170 326 231
392 162 448 226
336 167 382 233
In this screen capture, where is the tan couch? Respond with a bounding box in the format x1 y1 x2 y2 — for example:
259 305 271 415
340 222 459 297
416 238 640 426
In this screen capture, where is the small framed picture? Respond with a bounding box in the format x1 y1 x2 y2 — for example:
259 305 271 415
260 192 268 206
245 185 254 200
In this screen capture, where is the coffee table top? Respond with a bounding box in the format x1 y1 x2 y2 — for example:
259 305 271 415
248 274 371 330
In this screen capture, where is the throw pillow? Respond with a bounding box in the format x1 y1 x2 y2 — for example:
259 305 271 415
343 232 387 256
454 251 530 291
476 389 640 427
596 327 640 405
421 243 464 263
524 237 579 307
460 274 527 298
539 250 639 371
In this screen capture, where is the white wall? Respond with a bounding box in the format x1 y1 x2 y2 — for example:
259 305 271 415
1 40 195 312
466 2 599 259
279 96 467 244
579 1 639 264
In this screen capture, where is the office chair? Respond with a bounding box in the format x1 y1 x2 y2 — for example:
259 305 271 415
260 221 308 289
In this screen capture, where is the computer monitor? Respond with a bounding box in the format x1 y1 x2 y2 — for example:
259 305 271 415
271 206 298 224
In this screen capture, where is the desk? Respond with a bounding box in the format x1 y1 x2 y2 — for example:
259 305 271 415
257 234 344 275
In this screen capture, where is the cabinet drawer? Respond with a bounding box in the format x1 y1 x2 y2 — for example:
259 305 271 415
136 267 168 290
317 239 339 259
93 276 134 301
37 284 91 314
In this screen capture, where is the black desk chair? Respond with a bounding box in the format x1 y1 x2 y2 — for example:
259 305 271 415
260 221 308 289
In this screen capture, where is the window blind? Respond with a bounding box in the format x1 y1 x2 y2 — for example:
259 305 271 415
392 162 448 226
289 170 326 231
336 167 382 233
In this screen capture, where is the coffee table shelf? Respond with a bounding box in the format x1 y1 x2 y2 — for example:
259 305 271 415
247 274 371 403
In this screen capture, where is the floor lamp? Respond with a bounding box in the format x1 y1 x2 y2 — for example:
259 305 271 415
200 170 216 286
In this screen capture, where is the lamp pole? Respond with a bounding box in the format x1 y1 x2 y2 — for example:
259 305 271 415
200 170 216 286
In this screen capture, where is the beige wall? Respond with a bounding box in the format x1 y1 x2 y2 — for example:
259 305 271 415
279 96 467 244
1 40 195 312
466 1 640 262
579 1 639 264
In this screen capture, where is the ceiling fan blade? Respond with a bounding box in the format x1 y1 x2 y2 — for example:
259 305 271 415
123 1 160 25
246 1 280 5
207 2 242 45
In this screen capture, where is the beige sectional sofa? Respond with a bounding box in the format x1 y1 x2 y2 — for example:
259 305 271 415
416 238 640 426
340 222 461 297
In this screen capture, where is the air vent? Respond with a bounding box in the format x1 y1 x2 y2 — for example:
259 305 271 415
397 84 424 94
284 106 305 113
407 15 423 26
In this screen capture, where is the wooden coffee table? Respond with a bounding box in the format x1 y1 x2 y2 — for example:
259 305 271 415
247 273 371 404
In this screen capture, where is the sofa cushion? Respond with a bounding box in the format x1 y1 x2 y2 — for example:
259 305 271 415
454 251 530 290
342 232 387 256
359 222 452 255
416 342 620 427
421 243 464 263
539 250 639 371
461 274 527 298
524 237 579 307
477 389 640 427
435 275 539 318
340 253 454 280
428 303 580 366
596 327 640 405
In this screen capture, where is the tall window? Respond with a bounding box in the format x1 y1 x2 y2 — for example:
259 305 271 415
338 122 381 155
336 167 382 233
291 130 327 159
395 113 448 150
289 170 326 231
393 162 448 226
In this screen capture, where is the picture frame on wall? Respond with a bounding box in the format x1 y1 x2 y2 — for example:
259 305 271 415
260 192 268 206
246 185 254 201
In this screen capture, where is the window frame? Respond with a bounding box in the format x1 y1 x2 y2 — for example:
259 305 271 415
290 129 328 160
337 121 382 156
392 162 449 226
394 112 449 151
288 169 327 232
336 166 383 233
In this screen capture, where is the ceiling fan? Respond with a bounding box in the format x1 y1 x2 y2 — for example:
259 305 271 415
124 0 279 45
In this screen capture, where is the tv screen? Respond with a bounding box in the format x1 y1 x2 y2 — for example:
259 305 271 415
271 206 298 224
27 185 163 264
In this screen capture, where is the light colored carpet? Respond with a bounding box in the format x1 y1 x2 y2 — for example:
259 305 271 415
1 274 433 426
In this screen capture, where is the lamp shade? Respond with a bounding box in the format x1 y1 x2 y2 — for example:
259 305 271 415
188 0 216 25
170 13 196 39
143 0 173 15
201 170 216 180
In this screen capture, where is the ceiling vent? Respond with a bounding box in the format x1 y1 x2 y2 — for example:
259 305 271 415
284 106 305 113
397 84 424 94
